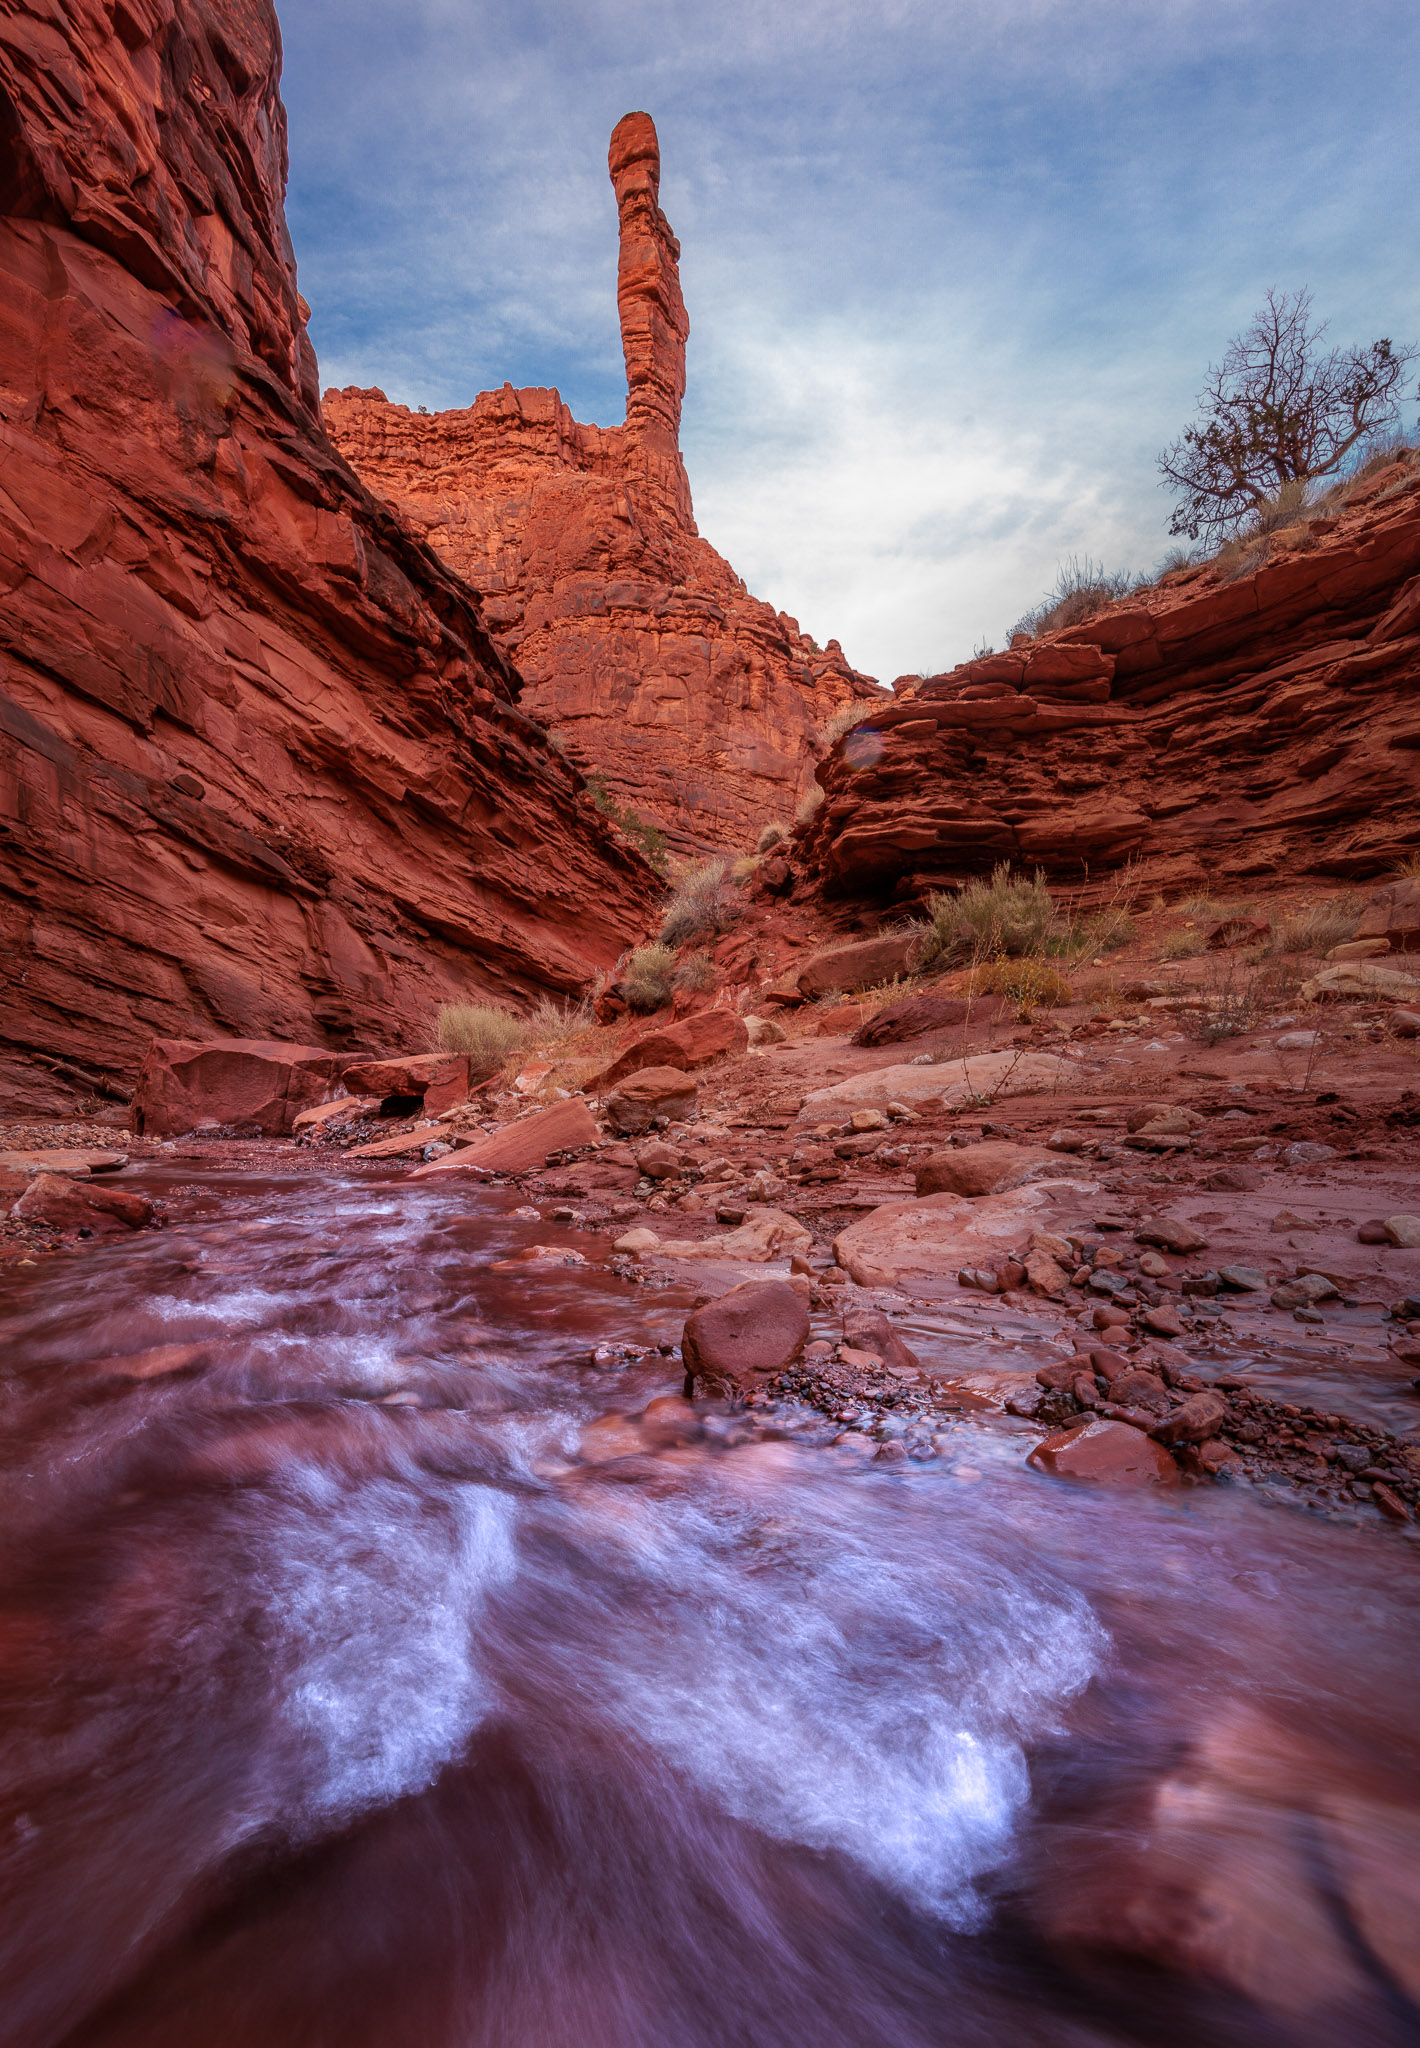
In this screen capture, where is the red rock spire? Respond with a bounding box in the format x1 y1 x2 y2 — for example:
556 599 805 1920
608 112 689 468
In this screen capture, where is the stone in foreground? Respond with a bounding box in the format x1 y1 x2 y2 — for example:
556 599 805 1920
602 1066 699 1135
1028 1419 1181 1487
916 1142 1056 1198
131 1039 346 1137
12 1173 154 1235
681 1280 811 1398
409 1098 599 1176
599 1011 748 1086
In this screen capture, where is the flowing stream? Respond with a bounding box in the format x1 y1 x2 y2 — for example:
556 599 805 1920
2 1166 1417 2048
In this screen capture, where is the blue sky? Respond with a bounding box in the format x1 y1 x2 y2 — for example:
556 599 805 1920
280 0 1420 682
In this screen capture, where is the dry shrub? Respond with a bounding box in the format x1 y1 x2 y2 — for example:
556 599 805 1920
673 950 716 993
972 958 1074 1011
659 859 742 948
794 784 825 831
1261 895 1359 957
1009 556 1133 641
524 996 595 1048
623 943 677 1012
435 1002 528 1075
819 702 870 751
757 821 789 853
1160 927 1206 961
918 864 1056 966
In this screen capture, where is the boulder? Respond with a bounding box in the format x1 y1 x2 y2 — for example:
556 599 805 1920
131 1038 346 1137
602 1066 699 1135
795 933 922 998
744 1015 787 1046
804 1050 1073 1114
0 1149 127 1177
681 1280 811 1397
1302 962 1420 1003
840 1304 921 1375
12 1173 154 1235
854 993 977 1046
650 1207 813 1264
1135 1215 1209 1255
1353 875 1420 950
1392 1010 1420 1039
635 1140 683 1180
1028 1418 1181 1487
832 1184 1070 1290
1386 1215 1420 1248
1206 916 1271 950
291 1097 381 1132
1151 1391 1228 1445
408 1097 599 1176
915 1142 1056 1198
598 1011 749 1087
341 1054 469 1114
816 1003 869 1036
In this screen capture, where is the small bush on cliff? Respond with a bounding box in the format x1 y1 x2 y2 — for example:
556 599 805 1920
435 1002 528 1075
623 943 677 1012
584 774 669 875
659 859 742 948
819 702 870 751
1159 289 1418 545
673 950 716 993
918 864 1057 966
1009 556 1133 642
794 784 825 831
757 820 789 853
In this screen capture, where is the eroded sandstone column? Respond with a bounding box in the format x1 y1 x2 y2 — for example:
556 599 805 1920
609 112 691 505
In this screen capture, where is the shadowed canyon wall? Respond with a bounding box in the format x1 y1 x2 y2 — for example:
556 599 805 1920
793 467 1420 907
324 113 879 858
0 0 658 1113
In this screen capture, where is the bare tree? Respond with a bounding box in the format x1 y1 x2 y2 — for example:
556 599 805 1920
1158 289 1417 544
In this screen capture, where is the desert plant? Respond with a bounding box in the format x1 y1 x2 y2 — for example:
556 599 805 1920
1393 852 1420 878
583 773 669 875
1009 556 1134 642
659 858 742 948
1261 895 1360 956
918 864 1057 966
819 701 871 751
1160 928 1206 961
757 820 789 853
1159 289 1418 544
622 943 677 1013
794 783 825 830
524 996 595 1047
673 950 716 993
435 1002 528 1075
972 958 1074 1011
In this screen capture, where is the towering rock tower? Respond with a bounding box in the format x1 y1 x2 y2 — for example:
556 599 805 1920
325 115 879 856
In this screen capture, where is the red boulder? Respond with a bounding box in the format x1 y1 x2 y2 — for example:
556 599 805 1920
132 1039 346 1137
682 1281 810 1398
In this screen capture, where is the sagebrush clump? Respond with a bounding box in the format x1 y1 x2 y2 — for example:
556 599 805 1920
434 1002 528 1075
971 958 1074 1011
757 820 789 853
1261 896 1360 957
659 859 742 948
918 864 1057 966
1009 556 1133 642
622 943 677 1012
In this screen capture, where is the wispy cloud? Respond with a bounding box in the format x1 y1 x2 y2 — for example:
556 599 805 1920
281 0 1420 678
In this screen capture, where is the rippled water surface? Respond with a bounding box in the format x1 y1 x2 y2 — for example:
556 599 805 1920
2 1167 1417 2047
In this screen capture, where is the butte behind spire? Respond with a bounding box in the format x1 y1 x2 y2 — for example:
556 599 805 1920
608 112 689 465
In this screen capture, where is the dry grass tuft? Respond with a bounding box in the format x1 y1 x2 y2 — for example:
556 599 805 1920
435 1003 528 1075
819 702 871 751
757 821 789 853
673 950 716 993
1260 896 1359 957
794 783 825 830
623 943 678 1013
971 958 1074 1011
659 859 742 948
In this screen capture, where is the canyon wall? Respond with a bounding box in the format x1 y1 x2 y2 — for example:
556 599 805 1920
792 465 1420 906
0 0 658 1115
324 114 879 858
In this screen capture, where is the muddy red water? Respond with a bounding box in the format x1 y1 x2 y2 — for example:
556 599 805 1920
2 1167 1417 2047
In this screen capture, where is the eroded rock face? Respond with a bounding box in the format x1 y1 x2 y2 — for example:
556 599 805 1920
323 115 879 855
795 483 1420 905
0 1 657 1112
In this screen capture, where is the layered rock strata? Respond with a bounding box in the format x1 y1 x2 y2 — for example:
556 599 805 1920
0 1 657 1114
324 114 877 857
795 468 1420 901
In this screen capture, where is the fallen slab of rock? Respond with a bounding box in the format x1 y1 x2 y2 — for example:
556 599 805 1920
598 1011 748 1087
804 1050 1074 1114
409 1097 599 1177
915 1141 1058 1198
12 1173 154 1235
625 1206 813 1265
796 933 921 998
1028 1418 1181 1487
602 1066 699 1135
682 1279 811 1398
832 1183 1086 1290
341 1054 469 1115
0 1149 128 1177
132 1038 346 1137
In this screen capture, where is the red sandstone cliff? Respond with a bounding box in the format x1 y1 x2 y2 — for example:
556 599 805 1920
324 114 879 858
0 0 659 1115
791 463 1420 907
